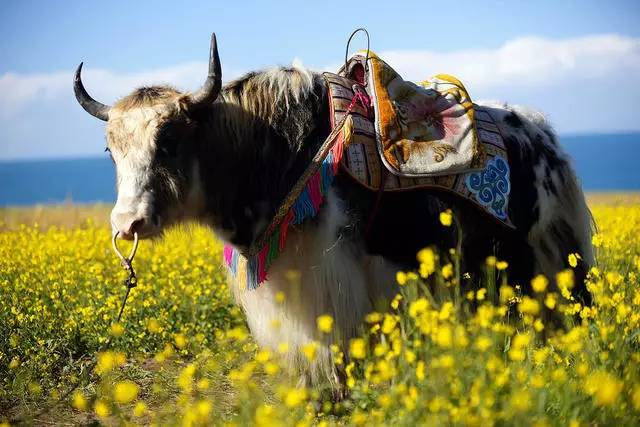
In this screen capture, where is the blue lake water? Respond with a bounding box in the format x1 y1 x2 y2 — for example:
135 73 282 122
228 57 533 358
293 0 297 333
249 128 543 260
1 133 639 206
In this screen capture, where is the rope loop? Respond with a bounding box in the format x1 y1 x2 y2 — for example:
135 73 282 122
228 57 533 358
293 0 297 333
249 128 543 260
344 28 370 74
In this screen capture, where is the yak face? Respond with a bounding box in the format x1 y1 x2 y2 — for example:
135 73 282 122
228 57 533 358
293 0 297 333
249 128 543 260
74 33 222 239
105 88 202 239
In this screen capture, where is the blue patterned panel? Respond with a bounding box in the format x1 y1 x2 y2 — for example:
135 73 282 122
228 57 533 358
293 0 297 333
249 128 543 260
465 156 510 220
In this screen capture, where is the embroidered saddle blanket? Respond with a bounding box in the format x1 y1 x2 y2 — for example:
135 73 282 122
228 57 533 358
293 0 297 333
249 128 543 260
325 57 514 227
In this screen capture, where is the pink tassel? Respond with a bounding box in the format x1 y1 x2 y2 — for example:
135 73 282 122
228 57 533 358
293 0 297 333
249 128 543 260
223 245 234 266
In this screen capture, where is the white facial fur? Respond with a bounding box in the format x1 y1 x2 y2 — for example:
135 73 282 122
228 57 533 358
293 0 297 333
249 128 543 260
106 105 167 236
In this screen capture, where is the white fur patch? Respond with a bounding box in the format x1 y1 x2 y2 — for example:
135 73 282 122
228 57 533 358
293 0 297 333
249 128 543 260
229 190 397 386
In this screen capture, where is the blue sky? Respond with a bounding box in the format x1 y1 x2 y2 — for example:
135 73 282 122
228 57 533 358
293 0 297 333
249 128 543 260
1 0 639 160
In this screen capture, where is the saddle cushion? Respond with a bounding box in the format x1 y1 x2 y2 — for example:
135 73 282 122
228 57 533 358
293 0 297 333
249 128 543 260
366 53 480 176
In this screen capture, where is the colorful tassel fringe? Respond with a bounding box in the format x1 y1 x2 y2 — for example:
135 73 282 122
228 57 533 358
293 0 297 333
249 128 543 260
223 132 345 290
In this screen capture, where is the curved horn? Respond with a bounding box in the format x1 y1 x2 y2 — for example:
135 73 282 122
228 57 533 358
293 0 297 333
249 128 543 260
74 62 111 121
188 33 222 108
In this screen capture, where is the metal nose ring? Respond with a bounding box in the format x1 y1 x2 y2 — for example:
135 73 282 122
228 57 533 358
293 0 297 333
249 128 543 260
111 231 139 265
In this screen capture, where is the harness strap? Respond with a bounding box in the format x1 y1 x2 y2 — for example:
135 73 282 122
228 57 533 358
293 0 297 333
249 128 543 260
242 92 363 259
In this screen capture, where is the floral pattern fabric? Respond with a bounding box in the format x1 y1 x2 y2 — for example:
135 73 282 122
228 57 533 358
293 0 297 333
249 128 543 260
366 53 479 176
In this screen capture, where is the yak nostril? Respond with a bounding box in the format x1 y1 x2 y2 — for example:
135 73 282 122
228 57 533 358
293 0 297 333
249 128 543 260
129 218 145 235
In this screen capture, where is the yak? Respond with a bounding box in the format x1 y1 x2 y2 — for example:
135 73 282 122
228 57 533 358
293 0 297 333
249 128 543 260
74 34 594 389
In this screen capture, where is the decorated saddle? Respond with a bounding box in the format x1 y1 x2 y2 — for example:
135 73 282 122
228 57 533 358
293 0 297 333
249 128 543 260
332 53 513 227
225 52 513 291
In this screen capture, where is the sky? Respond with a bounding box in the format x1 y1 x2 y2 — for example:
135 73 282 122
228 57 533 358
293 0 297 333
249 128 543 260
1 0 639 160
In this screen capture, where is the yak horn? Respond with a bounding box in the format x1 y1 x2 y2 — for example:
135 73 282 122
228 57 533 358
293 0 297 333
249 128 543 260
188 33 222 108
74 62 111 121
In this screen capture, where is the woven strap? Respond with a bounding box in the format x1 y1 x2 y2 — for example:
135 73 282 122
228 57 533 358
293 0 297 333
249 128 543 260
242 83 358 258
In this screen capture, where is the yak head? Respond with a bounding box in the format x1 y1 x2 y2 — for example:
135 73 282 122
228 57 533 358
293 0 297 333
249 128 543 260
74 34 222 240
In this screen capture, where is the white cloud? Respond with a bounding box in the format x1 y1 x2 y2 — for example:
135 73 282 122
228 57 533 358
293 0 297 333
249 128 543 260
0 62 245 119
376 34 640 92
1 34 639 160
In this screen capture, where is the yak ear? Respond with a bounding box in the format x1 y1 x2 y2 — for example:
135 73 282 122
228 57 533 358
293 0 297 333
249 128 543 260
177 95 191 114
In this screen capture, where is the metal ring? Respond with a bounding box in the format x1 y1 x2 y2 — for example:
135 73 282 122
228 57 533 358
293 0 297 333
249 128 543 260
344 28 370 73
111 231 139 263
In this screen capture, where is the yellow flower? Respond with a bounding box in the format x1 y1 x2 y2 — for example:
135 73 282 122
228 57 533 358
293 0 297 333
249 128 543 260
109 322 124 337
196 378 210 391
556 269 575 298
133 401 147 417
174 333 187 349
396 271 407 285
147 318 161 333
316 314 334 333
496 260 509 271
509 333 531 361
416 361 425 380
439 209 453 226
591 233 603 247
417 248 436 278
476 288 487 301
177 363 197 391
350 338 367 359
545 293 558 310
255 404 276 425
568 253 581 268
94 400 110 417
510 389 531 411
475 336 492 351
405 350 416 363
71 390 87 410
531 275 548 293
195 400 212 419
500 285 516 304
585 371 623 406
518 296 540 316
441 263 454 279
534 318 545 332
277 342 289 354
486 256 497 267
381 314 397 334
301 341 319 361
95 351 125 375
391 293 403 310
264 362 280 375
255 349 271 363
409 298 429 318
284 388 308 408
114 380 139 404
435 325 453 348
365 312 382 323
8 357 20 369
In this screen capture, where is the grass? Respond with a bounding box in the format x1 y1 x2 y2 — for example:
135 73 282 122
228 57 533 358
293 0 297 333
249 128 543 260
1 194 640 426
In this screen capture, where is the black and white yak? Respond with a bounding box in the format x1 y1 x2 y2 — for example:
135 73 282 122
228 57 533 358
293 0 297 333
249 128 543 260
74 34 594 388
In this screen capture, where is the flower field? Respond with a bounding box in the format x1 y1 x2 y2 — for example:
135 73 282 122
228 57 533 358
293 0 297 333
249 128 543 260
1 194 640 426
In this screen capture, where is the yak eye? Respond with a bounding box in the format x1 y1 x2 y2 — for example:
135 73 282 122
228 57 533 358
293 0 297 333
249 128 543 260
158 137 179 158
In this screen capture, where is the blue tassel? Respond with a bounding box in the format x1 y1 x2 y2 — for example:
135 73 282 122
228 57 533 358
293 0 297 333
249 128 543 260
292 188 315 224
247 257 259 290
321 153 334 192
230 249 239 275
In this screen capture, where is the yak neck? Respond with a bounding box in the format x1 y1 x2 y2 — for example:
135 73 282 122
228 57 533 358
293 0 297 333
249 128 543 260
194 68 331 250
